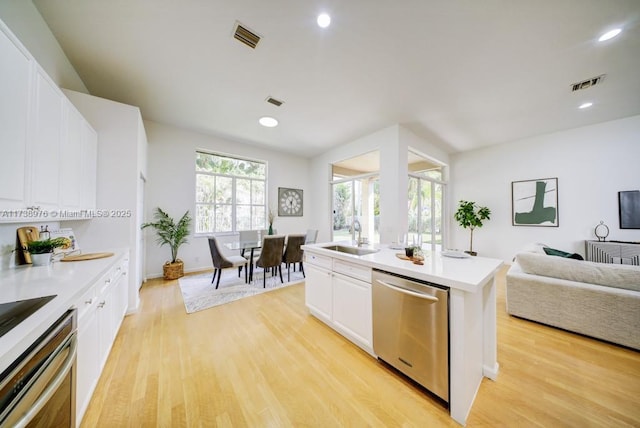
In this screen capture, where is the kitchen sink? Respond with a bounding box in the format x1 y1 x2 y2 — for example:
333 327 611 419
321 245 379 256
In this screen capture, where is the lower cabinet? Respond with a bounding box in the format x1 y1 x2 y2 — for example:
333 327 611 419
75 254 129 426
305 263 333 323
332 272 373 350
304 252 373 355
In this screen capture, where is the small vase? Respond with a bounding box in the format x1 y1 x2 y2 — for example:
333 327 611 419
31 253 52 266
268 225 273 235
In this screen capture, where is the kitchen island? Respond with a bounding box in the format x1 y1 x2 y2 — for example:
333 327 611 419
302 242 503 426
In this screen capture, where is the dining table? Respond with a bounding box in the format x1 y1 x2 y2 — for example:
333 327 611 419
224 240 262 282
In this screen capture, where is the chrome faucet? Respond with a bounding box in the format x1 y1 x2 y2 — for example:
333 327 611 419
353 219 362 246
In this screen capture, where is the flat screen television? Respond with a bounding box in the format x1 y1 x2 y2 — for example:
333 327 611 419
619 190 640 229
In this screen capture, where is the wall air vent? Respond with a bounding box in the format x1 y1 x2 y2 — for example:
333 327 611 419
571 74 605 92
266 97 284 107
233 22 261 49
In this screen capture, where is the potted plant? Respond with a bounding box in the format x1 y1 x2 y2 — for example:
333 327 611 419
25 237 68 266
454 200 491 256
142 207 192 280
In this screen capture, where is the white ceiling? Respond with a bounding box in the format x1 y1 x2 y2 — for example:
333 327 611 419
34 0 640 158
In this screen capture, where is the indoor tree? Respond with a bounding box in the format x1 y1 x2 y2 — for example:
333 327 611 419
454 200 491 256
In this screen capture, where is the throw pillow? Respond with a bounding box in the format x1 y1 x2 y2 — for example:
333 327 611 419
543 247 584 260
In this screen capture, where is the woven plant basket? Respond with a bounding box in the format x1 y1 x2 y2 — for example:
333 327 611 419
163 260 184 280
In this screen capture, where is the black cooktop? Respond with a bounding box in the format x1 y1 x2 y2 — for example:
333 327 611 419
0 295 56 339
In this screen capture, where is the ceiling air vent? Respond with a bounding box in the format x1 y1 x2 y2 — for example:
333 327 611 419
266 97 284 107
233 22 261 49
571 74 605 92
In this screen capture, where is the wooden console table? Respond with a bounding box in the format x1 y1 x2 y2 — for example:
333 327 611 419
585 241 640 265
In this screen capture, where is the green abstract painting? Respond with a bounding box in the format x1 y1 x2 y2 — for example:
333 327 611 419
512 178 558 227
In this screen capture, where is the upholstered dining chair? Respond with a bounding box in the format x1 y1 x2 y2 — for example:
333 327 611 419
282 234 306 282
238 230 261 277
255 235 285 288
305 229 318 244
208 237 249 289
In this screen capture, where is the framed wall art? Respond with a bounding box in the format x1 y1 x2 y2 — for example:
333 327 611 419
512 178 558 227
278 187 303 217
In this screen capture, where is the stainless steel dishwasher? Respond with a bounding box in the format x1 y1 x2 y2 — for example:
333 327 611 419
372 269 449 403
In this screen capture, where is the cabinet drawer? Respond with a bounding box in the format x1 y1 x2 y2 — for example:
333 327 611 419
333 259 371 283
305 252 332 269
74 284 97 321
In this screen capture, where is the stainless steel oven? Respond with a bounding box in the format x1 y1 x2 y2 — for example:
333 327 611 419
0 309 77 428
372 269 449 403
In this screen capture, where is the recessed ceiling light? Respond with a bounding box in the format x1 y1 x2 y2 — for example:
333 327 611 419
579 102 593 109
598 28 621 42
317 13 331 28
259 116 278 127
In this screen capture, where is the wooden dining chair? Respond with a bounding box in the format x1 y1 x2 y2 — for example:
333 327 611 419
283 234 306 281
255 235 285 288
208 237 249 289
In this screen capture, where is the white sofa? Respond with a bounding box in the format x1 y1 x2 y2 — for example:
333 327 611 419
506 249 640 350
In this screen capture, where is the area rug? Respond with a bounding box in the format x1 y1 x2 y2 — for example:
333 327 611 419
178 268 305 313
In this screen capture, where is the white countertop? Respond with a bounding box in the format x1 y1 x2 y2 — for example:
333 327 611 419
0 248 128 374
302 242 503 292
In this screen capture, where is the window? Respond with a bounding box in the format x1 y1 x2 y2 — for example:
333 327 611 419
408 174 445 251
408 152 445 251
195 152 266 234
331 151 380 244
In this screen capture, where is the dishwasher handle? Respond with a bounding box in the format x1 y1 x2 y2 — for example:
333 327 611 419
376 280 439 302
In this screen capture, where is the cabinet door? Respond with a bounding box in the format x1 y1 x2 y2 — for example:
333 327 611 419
0 27 31 209
97 281 115 368
76 308 100 424
60 101 83 210
31 68 63 210
81 122 97 210
305 263 333 322
332 272 372 349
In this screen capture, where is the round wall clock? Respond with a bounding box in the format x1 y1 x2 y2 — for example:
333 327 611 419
278 187 303 216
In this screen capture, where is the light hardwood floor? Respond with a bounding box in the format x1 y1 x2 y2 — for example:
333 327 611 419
81 267 640 427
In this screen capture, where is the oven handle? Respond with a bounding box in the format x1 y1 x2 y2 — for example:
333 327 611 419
376 280 439 302
13 334 77 428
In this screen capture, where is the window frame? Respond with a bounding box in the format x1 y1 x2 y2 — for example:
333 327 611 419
408 172 447 251
195 151 267 235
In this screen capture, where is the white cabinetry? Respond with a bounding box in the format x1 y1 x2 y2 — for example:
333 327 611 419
74 253 129 426
332 272 372 350
81 122 98 210
31 69 63 211
75 285 100 425
304 252 373 354
305 262 333 323
0 24 31 210
0 20 97 221
60 102 84 210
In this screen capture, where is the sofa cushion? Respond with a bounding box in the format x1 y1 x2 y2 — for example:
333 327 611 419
516 252 640 292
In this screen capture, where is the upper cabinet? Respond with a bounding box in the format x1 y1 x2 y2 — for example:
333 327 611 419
31 69 63 211
0 20 97 222
0 22 31 211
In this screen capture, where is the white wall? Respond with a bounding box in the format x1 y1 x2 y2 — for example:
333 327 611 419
449 115 640 262
309 124 450 245
144 121 311 278
0 1 86 93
